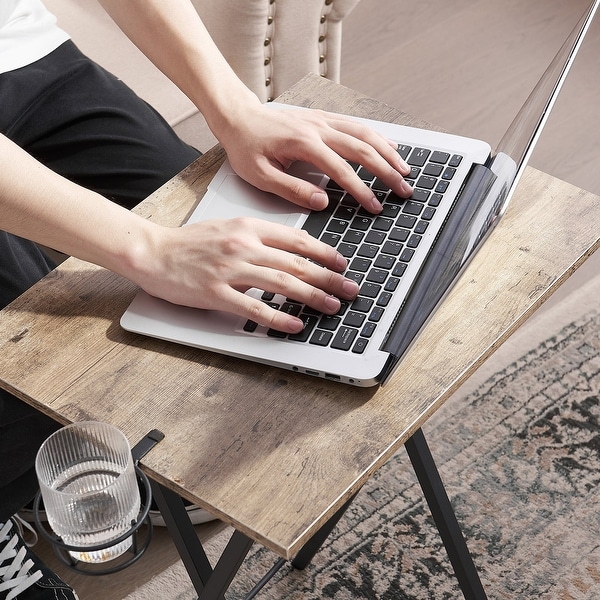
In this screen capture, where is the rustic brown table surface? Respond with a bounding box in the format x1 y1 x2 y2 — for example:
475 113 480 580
1 75 599 573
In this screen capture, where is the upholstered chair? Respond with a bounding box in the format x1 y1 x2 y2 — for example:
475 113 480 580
193 0 361 102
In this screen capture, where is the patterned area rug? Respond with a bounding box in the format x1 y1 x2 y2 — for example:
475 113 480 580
129 305 600 599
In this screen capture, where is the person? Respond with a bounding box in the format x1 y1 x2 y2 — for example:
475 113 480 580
0 0 412 596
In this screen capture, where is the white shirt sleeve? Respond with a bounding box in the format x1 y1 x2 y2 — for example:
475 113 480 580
0 0 70 74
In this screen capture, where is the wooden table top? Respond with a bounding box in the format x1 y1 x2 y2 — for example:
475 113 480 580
1 75 598 559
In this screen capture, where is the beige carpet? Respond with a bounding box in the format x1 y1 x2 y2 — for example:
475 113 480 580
123 269 600 599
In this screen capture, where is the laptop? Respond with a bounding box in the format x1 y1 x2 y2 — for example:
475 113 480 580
121 1 598 387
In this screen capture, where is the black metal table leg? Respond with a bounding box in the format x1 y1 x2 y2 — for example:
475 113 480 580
198 530 254 600
151 481 259 600
150 481 214 593
405 428 488 600
291 492 358 570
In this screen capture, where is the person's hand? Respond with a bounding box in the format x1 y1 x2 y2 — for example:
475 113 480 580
217 103 413 214
135 217 360 333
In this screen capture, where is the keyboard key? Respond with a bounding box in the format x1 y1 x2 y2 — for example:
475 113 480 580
366 268 388 284
337 243 357 258
337 301 350 315
361 322 377 337
351 216 372 231
318 315 341 330
267 328 287 338
392 262 407 277
380 203 401 218
351 296 374 312
415 220 429 234
435 180 450 193
342 230 364 244
345 271 364 284
352 337 369 354
372 178 391 192
385 192 405 205
334 205 357 220
331 327 358 351
343 311 366 327
424 163 444 177
429 193 443 207
422 207 436 220
302 201 337 238
385 276 401 291
399 248 415 262
410 188 431 202
357 244 379 258
373 190 388 203
357 166 375 181
349 257 372 272
373 217 394 231
374 255 395 269
396 214 417 229
365 230 386 245
288 314 318 342
403 201 424 216
369 306 385 322
397 144 412 160
407 234 422 248
376 292 393 307
327 219 350 233
325 179 343 191
359 282 382 298
310 329 333 346
449 154 463 167
381 241 403 256
243 320 258 332
281 302 302 316
442 166 457 180
389 227 409 242
430 151 450 164
321 232 341 246
407 147 430 167
415 175 437 190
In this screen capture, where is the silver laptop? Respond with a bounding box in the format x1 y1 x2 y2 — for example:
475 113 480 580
121 1 598 387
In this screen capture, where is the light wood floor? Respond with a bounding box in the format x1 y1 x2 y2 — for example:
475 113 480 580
34 2 599 598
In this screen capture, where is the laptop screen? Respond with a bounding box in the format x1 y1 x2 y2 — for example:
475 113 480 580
379 0 599 384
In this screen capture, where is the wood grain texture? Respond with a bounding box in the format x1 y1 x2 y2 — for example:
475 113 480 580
1 76 598 560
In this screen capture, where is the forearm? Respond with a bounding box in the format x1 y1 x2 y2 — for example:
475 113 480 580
97 0 260 143
0 134 156 283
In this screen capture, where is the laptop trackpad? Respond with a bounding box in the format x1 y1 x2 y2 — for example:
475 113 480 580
187 172 308 228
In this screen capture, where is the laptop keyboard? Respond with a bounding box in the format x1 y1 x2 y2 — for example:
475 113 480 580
242 144 463 353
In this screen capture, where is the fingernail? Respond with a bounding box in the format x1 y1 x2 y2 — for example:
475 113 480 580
402 180 413 195
324 295 341 312
309 191 328 209
370 196 383 213
342 279 359 298
336 253 348 271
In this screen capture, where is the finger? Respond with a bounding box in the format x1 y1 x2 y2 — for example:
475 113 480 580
217 285 308 333
316 120 414 196
243 252 359 302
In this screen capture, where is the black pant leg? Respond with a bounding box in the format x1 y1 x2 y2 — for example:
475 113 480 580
0 41 201 518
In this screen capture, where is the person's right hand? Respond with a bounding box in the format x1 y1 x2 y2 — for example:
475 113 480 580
133 216 360 334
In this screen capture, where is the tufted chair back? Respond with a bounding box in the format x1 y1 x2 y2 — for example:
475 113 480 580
193 0 361 102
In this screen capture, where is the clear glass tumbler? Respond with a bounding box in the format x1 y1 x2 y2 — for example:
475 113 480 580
35 421 141 563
